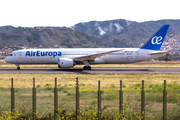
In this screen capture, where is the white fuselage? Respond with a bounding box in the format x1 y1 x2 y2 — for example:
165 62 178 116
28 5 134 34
5 48 165 65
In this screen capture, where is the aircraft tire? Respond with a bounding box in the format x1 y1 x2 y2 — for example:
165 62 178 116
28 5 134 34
17 67 20 70
83 66 87 70
83 66 91 70
87 66 91 70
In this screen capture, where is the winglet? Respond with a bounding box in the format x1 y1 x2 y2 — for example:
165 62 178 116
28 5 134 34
140 25 170 50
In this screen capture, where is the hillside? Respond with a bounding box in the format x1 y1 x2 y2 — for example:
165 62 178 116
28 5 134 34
0 26 134 48
0 27 107 48
0 26 15 31
72 19 180 44
1 19 180 49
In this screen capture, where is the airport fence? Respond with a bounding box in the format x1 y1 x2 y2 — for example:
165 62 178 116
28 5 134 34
0 78 180 120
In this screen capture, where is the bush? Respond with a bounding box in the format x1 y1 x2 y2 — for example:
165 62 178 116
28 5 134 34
110 83 116 88
164 56 170 61
36 84 41 87
45 83 51 87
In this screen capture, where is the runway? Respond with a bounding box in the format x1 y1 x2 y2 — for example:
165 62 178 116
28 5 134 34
0 68 180 74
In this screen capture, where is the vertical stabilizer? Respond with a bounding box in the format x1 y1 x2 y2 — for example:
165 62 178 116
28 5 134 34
140 25 169 50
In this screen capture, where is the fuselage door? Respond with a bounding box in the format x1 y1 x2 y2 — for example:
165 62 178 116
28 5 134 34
18 52 22 59
135 51 139 58
127 51 133 62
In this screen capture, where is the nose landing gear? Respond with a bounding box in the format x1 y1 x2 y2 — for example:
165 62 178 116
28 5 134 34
17 67 20 70
15 64 20 70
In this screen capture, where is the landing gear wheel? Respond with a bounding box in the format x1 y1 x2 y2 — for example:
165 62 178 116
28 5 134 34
83 66 87 70
83 66 91 70
17 67 20 70
87 66 91 70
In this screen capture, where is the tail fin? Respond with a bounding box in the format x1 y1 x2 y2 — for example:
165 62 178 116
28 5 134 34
140 25 169 50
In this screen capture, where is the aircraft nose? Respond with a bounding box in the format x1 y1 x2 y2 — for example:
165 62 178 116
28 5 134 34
4 57 9 63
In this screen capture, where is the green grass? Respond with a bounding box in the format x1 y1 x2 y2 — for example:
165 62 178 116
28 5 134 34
0 88 180 119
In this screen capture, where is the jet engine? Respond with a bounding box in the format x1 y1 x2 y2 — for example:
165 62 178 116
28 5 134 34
58 58 74 68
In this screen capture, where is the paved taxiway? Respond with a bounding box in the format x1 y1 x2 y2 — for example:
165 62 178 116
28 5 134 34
0 68 180 74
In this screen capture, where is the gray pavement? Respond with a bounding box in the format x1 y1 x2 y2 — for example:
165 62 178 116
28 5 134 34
0 68 180 74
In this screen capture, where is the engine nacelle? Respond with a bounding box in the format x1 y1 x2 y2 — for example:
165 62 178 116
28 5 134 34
58 58 74 68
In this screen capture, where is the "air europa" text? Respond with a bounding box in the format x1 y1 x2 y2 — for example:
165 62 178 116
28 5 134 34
25 51 62 58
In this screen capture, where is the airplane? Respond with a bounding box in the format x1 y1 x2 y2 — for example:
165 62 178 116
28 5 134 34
5 25 170 70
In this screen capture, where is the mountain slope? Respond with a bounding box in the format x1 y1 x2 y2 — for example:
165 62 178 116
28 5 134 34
0 26 134 48
0 26 15 31
72 19 180 44
1 19 180 49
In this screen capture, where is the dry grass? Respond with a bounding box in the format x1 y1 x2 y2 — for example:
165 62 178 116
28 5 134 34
0 62 180 119
0 73 179 89
0 72 180 119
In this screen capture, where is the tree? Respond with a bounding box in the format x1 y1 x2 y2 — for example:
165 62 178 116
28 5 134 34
164 56 170 62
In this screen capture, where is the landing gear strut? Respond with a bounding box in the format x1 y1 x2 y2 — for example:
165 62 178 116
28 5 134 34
15 64 20 70
83 60 91 70
83 66 91 70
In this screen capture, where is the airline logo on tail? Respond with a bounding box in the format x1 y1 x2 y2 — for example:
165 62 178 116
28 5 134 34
151 36 163 45
141 25 169 50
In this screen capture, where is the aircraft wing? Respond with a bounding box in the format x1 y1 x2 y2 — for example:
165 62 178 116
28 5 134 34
74 49 124 61
149 51 170 55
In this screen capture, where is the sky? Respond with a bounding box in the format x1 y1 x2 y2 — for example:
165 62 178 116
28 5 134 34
0 0 179 27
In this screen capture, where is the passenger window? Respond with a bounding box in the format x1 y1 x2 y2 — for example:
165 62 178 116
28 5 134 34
9 54 13 56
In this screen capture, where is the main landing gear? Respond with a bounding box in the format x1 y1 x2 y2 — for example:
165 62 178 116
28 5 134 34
83 60 91 70
83 66 91 70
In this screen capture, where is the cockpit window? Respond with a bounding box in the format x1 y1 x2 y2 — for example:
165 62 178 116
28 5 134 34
9 54 13 56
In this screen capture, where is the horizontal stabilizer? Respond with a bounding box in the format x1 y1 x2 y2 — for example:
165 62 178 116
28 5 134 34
149 51 170 55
